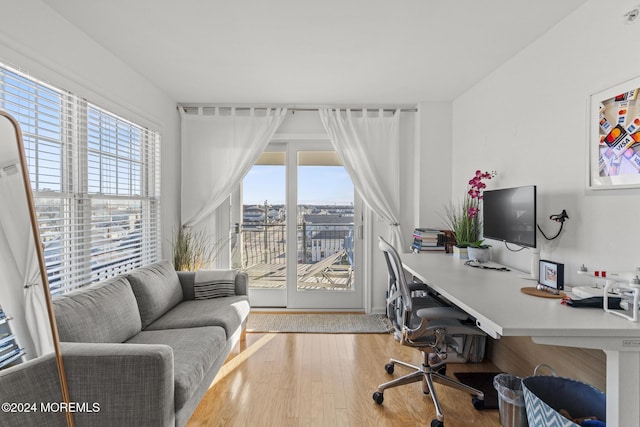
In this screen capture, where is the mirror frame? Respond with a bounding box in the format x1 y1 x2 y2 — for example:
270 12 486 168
0 111 73 427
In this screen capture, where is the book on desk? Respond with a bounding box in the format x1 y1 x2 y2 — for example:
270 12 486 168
411 228 453 253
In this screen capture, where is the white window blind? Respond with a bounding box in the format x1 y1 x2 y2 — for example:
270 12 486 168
0 63 161 295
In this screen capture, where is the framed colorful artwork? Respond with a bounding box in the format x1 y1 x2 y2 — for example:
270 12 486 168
588 75 640 189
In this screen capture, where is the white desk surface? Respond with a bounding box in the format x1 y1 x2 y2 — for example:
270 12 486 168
402 252 640 426
402 253 640 342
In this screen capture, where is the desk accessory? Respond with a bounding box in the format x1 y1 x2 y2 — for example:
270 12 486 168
575 265 640 320
571 286 606 298
521 287 566 299
464 259 510 271
536 209 569 241
530 248 540 280
604 276 640 321
536 260 564 294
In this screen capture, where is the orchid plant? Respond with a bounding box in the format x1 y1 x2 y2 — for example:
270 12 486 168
444 170 496 248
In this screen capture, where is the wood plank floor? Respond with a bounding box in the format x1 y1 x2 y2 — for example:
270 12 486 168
186 333 501 427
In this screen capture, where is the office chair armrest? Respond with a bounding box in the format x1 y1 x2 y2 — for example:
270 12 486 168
415 306 468 321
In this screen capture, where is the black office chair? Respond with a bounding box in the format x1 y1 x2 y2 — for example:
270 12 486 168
373 236 486 427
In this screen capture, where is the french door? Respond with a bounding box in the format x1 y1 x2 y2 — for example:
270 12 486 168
239 141 364 310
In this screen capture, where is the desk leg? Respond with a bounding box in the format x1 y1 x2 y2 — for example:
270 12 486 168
604 349 640 427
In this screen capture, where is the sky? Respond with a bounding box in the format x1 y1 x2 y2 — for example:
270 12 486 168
243 165 354 206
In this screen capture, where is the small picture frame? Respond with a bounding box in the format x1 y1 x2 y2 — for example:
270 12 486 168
538 260 564 291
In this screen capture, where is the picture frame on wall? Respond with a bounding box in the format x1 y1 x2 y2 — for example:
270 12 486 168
588 75 640 189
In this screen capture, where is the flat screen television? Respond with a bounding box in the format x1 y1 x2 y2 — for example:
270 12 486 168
482 185 537 248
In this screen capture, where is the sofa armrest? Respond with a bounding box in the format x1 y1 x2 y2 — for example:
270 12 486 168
235 271 248 296
0 352 68 426
61 342 175 427
177 270 249 300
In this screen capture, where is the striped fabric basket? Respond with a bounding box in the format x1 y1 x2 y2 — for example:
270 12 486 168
522 374 606 426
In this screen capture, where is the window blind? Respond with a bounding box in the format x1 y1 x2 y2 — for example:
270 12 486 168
0 63 161 295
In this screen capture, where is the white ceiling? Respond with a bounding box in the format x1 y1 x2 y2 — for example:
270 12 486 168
43 0 588 105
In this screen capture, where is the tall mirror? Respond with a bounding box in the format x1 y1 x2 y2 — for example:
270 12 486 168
0 111 72 426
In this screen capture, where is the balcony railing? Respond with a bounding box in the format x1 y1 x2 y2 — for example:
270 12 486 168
240 222 354 289
241 223 287 267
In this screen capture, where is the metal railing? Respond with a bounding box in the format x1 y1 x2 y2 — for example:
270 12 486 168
241 223 286 266
240 222 354 268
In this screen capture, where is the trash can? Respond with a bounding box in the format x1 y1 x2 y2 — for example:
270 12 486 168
522 375 605 427
493 373 528 427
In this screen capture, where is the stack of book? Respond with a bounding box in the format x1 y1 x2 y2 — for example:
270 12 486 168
0 305 25 370
411 228 447 253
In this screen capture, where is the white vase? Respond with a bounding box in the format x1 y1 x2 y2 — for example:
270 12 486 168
452 246 468 260
467 247 490 263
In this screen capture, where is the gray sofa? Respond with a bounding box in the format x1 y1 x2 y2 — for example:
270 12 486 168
0 260 250 427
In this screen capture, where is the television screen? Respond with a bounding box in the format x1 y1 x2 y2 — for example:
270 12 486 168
482 185 537 248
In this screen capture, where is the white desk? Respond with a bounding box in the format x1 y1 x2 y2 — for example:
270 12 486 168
402 253 640 427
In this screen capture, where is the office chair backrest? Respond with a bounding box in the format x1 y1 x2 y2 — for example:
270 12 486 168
378 236 413 314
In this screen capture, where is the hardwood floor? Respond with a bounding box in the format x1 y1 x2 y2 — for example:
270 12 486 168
186 333 501 427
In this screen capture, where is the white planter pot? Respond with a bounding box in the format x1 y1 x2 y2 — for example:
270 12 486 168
452 246 468 260
467 247 490 263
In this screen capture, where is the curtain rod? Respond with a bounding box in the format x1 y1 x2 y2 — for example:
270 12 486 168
176 103 418 113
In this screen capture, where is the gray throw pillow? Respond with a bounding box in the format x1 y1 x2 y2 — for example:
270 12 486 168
194 280 235 299
193 269 237 299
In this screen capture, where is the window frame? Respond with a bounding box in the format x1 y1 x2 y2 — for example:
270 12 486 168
0 62 161 295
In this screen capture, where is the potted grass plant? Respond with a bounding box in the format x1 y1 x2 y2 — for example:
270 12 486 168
444 170 496 261
172 225 228 271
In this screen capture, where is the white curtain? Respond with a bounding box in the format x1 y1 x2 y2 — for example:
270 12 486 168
318 108 403 249
0 158 53 357
23 229 54 357
180 107 288 227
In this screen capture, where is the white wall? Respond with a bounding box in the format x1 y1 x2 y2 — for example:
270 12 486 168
453 0 640 282
416 101 453 229
0 1 180 358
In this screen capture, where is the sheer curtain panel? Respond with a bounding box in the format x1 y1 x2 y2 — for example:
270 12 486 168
180 107 287 227
319 108 403 249
0 160 52 357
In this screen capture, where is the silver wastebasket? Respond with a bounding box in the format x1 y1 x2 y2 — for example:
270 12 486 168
493 373 528 427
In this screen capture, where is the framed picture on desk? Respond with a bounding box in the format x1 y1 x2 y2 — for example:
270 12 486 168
538 260 564 291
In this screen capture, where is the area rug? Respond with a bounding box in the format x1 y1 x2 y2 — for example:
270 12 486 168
453 372 501 409
246 313 394 334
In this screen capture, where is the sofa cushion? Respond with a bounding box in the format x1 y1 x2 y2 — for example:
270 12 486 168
53 276 142 343
126 326 226 412
145 296 250 338
126 260 184 329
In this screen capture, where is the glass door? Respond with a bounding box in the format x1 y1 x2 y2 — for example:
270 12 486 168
287 147 363 309
241 148 287 307
241 142 363 310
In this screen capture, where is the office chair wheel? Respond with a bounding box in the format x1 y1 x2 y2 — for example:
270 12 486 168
472 396 485 410
384 363 394 374
372 391 384 404
430 419 444 427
